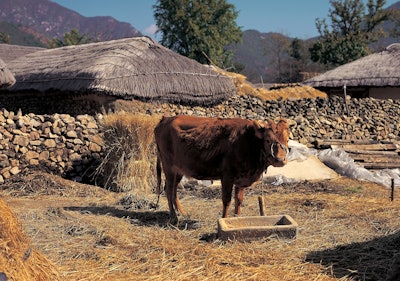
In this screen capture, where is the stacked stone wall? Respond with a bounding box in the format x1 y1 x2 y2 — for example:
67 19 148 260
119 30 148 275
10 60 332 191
0 94 399 184
0 109 102 183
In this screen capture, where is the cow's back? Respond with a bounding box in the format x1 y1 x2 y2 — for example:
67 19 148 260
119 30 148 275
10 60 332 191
155 116 226 179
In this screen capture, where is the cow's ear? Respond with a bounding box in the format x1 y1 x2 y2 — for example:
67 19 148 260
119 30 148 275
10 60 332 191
253 120 266 139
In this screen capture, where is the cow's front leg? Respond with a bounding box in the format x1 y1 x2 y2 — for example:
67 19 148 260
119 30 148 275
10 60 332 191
221 178 234 218
234 186 247 216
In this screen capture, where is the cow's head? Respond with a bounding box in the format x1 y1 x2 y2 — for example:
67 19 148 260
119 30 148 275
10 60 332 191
254 119 289 168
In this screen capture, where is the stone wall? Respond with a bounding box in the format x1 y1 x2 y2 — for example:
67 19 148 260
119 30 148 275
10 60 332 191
0 94 399 184
127 95 400 145
0 109 103 183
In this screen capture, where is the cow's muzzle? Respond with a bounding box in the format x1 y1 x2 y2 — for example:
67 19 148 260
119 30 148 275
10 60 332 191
271 141 288 162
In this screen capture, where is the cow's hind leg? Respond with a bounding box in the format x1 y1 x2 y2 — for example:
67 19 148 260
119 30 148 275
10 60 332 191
164 170 177 224
165 171 183 225
173 176 185 216
221 177 234 218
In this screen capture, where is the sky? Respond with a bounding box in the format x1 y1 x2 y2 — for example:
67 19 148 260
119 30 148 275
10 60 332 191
52 0 399 40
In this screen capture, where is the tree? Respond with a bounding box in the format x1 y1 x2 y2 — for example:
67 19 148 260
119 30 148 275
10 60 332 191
263 33 291 83
288 38 314 82
153 0 242 67
310 0 391 67
48 29 92 48
388 6 400 38
0 32 9 44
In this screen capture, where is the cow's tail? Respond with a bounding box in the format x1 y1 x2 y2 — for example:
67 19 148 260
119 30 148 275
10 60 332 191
156 153 162 195
155 150 162 209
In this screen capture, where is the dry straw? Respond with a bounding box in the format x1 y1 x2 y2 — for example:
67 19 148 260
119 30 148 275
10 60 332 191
2 175 399 280
0 198 61 281
7 37 236 105
95 112 160 192
0 43 44 63
305 43 400 87
0 58 16 89
212 66 327 100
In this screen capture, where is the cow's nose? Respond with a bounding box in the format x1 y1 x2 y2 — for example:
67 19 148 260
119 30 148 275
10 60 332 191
271 141 288 162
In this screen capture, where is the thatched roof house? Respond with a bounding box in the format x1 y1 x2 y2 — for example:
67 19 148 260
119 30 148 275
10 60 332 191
6 37 236 106
0 44 45 63
304 43 400 99
0 58 15 88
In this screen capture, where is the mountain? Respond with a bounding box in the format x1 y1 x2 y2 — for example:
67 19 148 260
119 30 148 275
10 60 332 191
231 30 321 83
0 21 46 46
232 2 400 83
0 0 141 46
230 30 270 83
1 0 399 83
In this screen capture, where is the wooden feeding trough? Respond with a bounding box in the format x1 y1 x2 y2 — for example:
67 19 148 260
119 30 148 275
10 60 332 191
217 214 298 242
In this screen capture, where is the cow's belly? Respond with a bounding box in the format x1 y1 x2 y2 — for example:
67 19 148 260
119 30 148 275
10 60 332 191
172 158 264 186
172 158 222 180
233 173 263 187
175 165 221 180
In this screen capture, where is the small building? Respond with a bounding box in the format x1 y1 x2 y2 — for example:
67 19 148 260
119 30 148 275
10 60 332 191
304 43 400 99
2 37 236 115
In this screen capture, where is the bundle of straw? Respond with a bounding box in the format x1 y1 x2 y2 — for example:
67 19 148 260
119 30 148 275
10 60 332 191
0 199 61 281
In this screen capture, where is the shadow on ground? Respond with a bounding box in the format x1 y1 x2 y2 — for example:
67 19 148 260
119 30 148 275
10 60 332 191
64 205 199 230
306 231 400 281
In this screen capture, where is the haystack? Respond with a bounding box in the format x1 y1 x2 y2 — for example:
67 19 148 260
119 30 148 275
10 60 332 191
0 198 61 281
213 66 327 100
0 58 15 88
304 43 400 88
7 37 237 105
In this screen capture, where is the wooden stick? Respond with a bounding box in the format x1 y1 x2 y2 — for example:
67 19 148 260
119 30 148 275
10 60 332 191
258 196 266 216
391 178 395 202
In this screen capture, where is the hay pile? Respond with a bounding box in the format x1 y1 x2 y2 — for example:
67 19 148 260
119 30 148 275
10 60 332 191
0 198 61 281
95 112 160 192
213 67 327 100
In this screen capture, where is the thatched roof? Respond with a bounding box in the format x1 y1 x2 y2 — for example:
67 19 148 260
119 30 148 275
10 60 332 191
0 58 15 88
304 43 400 88
0 44 45 63
7 37 236 105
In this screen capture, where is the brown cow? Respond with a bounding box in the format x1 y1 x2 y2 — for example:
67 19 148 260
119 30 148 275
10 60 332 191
154 115 289 224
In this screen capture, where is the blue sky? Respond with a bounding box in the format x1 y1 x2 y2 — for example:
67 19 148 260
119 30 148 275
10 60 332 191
52 0 399 40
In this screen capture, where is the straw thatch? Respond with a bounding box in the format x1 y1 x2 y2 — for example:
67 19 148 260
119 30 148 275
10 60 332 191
0 44 45 63
7 37 237 105
0 198 61 281
0 58 16 88
304 43 400 88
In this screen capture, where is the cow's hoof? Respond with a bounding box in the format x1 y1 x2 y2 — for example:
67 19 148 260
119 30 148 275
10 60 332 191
168 216 179 226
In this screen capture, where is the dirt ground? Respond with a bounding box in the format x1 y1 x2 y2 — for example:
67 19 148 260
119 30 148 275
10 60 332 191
1 170 399 281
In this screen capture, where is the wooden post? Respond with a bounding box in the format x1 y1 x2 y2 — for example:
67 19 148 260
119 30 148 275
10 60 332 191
343 84 349 116
258 196 266 216
391 178 395 202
